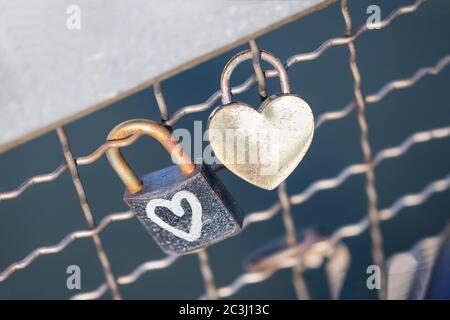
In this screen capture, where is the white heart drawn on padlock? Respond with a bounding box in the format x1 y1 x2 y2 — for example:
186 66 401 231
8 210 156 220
146 190 202 242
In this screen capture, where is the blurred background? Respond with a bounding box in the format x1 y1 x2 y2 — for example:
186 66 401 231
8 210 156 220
0 0 449 299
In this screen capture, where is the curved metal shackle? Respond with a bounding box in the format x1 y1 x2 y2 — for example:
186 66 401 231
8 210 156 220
106 119 196 194
220 49 291 104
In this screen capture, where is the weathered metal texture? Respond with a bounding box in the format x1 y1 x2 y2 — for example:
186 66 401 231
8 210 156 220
124 164 243 255
105 119 196 193
209 50 314 190
208 95 315 190
0 0 333 153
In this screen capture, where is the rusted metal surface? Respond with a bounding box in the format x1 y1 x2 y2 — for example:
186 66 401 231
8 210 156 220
106 119 196 193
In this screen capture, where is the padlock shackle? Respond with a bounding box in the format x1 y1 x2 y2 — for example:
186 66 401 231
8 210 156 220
220 50 291 104
106 119 196 194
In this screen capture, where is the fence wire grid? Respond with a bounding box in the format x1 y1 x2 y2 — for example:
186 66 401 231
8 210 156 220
0 0 449 300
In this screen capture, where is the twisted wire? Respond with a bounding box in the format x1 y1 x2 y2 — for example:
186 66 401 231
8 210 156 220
165 0 425 126
67 125 450 299
56 127 122 300
278 182 311 300
208 173 450 299
70 255 178 300
2 51 447 203
0 1 440 203
0 0 445 301
197 250 218 300
341 0 386 299
0 211 134 282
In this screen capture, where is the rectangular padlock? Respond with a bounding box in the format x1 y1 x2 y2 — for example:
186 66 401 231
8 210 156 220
107 119 243 255
125 164 243 254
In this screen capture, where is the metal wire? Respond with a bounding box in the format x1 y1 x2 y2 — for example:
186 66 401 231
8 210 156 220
0 164 67 201
277 181 311 300
13 124 448 297
77 169 450 301
0 0 448 300
71 255 178 300
153 82 170 122
56 127 122 300
316 55 450 128
341 0 386 300
0 211 134 282
155 79 219 301
245 126 450 225
0 132 141 201
0 0 439 202
249 39 267 100
206 173 450 299
164 0 425 126
2 52 447 203
197 250 218 300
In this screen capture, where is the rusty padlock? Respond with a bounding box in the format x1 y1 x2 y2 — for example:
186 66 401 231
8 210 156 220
106 119 243 255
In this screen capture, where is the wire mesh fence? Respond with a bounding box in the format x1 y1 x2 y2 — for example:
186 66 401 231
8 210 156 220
0 0 449 299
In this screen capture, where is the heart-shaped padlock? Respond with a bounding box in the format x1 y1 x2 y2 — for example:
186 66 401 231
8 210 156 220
207 50 314 190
